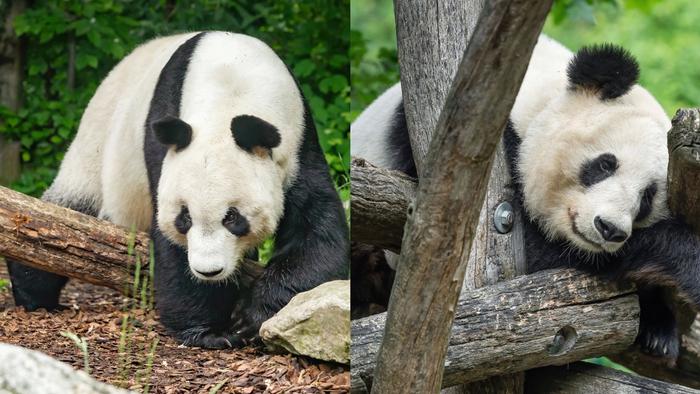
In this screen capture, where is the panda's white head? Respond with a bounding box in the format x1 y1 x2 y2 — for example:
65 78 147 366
518 44 671 254
151 32 304 281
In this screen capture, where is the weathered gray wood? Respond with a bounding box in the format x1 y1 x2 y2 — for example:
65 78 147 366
352 269 639 391
394 0 485 174
0 185 262 295
372 0 552 392
668 108 700 233
525 362 700 394
443 146 527 394
350 158 416 253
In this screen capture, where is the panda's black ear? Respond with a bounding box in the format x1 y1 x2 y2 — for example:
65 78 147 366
231 115 281 156
152 116 192 151
567 44 639 100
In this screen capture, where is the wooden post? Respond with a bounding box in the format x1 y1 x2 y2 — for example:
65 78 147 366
371 2 553 390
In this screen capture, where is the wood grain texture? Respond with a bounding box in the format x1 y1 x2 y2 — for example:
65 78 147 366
352 269 639 391
350 158 416 252
668 108 700 233
525 362 700 394
371 0 552 392
0 185 262 294
394 0 485 174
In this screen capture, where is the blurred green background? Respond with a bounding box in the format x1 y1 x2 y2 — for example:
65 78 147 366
0 0 349 204
351 0 700 119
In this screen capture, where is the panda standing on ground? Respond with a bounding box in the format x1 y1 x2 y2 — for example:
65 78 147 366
351 35 700 358
6 31 349 349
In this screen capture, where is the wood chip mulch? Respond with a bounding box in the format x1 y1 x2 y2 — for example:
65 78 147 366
0 263 349 393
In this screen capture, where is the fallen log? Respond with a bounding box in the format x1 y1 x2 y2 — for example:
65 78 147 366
0 185 263 295
351 268 639 391
525 362 700 393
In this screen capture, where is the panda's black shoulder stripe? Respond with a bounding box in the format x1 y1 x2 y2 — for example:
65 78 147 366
385 99 417 178
144 32 207 203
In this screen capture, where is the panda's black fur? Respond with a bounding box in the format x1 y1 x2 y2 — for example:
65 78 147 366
352 42 700 359
8 32 349 349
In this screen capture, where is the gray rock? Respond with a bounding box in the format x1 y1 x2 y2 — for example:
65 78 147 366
260 280 350 364
0 343 132 394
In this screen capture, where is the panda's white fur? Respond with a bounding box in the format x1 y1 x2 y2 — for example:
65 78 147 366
352 35 671 255
45 32 304 280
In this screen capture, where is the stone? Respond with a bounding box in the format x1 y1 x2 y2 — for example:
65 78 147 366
0 343 131 393
260 280 350 364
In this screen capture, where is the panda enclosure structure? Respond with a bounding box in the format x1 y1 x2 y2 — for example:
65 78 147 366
350 1 700 394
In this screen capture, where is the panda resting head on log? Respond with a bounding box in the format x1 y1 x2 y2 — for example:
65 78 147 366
351 35 700 359
6 31 349 349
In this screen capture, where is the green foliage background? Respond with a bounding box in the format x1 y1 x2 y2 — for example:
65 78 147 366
351 0 700 118
0 0 350 203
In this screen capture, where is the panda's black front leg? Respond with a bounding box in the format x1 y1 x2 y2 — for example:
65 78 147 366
151 228 244 349
635 286 679 358
231 152 349 342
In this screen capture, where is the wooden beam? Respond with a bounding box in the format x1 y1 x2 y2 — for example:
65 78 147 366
352 268 639 391
349 158 416 253
372 1 551 391
0 185 262 294
525 362 700 393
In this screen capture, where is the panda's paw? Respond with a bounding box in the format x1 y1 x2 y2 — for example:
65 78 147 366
636 319 679 359
177 326 247 350
230 304 272 344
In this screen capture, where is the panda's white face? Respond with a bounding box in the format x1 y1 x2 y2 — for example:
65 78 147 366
519 90 670 254
156 117 288 282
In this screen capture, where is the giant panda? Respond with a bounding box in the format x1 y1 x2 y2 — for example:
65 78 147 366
6 31 349 349
351 35 700 358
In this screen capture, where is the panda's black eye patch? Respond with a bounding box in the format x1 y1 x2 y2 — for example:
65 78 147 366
579 153 618 187
174 206 192 234
231 115 281 156
635 183 657 223
222 207 250 237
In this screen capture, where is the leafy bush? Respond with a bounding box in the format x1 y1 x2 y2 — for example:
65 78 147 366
0 1 349 200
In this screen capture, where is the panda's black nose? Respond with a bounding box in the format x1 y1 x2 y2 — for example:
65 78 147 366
594 216 628 243
196 268 223 277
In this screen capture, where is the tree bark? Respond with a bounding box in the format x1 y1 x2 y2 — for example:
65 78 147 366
350 158 416 253
352 268 639 392
0 0 24 186
525 362 700 394
371 1 552 392
0 185 262 294
394 0 484 175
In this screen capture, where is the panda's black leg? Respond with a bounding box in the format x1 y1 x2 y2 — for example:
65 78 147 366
230 116 349 342
151 227 245 349
6 260 68 311
635 286 679 358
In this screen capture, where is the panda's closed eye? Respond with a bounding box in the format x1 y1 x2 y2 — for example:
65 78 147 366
175 206 192 234
635 183 657 223
222 207 250 237
579 153 618 187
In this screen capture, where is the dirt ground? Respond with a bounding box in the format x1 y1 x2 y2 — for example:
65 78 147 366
0 264 349 393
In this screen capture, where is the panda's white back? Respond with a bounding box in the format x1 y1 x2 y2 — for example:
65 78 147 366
43 33 197 230
45 32 303 232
